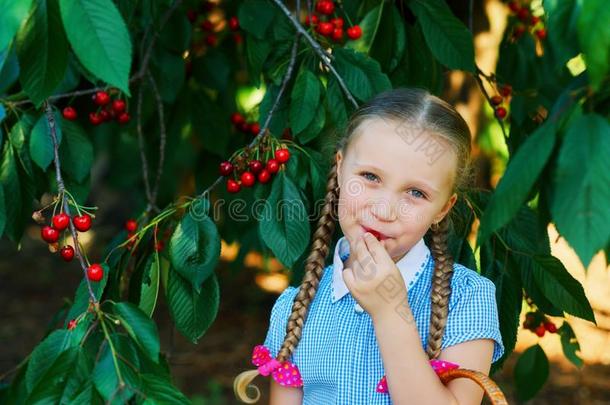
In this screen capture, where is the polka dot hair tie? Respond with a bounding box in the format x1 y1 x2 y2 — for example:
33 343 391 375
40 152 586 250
251 344 303 388
376 359 459 393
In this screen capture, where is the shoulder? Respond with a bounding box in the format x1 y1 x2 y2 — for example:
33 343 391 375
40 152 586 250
448 263 496 309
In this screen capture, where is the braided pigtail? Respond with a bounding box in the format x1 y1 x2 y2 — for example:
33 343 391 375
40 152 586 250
425 216 455 360
233 156 340 403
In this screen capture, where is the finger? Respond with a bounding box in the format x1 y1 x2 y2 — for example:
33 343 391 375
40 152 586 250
363 232 390 264
343 267 355 290
355 233 377 265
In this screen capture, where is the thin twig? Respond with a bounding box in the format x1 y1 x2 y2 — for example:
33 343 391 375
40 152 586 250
196 32 302 200
45 102 98 304
270 0 359 109
474 65 508 138
146 71 166 209
136 81 155 209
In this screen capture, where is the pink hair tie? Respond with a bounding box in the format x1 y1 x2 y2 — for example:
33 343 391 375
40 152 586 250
251 345 303 388
376 359 459 393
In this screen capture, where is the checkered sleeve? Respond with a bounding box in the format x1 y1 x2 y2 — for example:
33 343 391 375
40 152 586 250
263 286 299 359
441 266 505 363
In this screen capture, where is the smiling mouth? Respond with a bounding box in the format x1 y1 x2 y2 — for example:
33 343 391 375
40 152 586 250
361 225 390 241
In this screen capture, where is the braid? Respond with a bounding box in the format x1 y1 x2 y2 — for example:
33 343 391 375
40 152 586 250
425 216 455 360
233 155 339 403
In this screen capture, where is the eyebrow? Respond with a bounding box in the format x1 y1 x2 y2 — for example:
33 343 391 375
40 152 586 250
354 162 440 195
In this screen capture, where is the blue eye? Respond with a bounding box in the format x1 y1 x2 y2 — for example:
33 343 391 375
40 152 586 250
409 189 426 199
360 172 379 182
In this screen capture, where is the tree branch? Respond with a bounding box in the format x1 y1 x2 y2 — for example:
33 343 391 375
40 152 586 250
474 65 508 138
44 102 97 304
270 0 359 109
146 71 166 209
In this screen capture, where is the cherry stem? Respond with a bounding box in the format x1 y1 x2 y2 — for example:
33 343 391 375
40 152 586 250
474 65 508 139
44 102 97 305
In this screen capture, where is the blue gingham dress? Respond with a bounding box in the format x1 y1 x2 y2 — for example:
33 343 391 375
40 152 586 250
263 236 504 404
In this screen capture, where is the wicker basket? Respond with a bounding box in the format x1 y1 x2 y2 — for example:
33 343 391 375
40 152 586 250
438 368 508 405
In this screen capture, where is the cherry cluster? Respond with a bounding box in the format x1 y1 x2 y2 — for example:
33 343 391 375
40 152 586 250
304 0 362 42
230 112 260 136
490 84 512 120
186 1 242 51
523 311 557 337
62 90 130 126
219 141 291 193
507 1 547 41
37 212 92 262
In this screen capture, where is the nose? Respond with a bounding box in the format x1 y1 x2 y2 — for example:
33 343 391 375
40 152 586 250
368 195 398 222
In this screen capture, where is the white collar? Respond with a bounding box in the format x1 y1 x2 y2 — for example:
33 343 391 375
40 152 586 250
331 235 431 304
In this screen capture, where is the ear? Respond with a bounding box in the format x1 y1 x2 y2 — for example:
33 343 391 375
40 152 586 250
335 151 343 185
433 192 458 223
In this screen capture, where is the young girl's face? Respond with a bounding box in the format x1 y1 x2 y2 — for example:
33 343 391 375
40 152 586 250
336 117 459 263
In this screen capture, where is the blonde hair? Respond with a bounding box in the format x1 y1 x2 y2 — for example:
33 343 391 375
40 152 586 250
234 88 473 403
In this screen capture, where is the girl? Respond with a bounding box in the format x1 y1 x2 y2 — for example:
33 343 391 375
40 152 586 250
234 88 504 405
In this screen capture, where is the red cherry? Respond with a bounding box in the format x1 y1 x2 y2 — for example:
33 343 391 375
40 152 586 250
530 15 540 25
125 219 137 233
331 17 343 28
534 324 546 337
62 107 77 121
257 169 271 184
316 22 334 37
60 245 75 262
500 84 512 97
494 106 507 120
112 99 126 113
201 19 214 32
517 8 529 22
249 122 260 135
229 16 240 31
490 95 503 106
227 179 241 193
248 160 263 174
52 213 70 231
266 159 280 174
544 322 557 333
87 263 104 282
154 241 164 252
513 24 526 39
508 1 520 13
99 109 110 122
67 319 77 330
535 28 547 40
73 214 92 232
306 15 319 26
316 0 335 15
241 171 256 187
237 121 249 133
347 25 362 40
332 28 343 42
117 112 130 124
88 112 102 126
93 91 110 106
219 161 234 176
275 148 291 163
187 9 198 23
230 112 245 126
41 226 60 243
205 34 217 47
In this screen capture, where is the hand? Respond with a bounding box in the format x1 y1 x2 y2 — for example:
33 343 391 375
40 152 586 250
343 233 409 320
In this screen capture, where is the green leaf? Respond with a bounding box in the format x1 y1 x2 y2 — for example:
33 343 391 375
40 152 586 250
0 47 20 93
297 102 326 144
238 0 277 39
16 0 68 106
306 147 329 204
346 3 384 54
113 302 160 363
59 0 132 94
0 143 22 242
139 252 160 317
0 185 5 237
334 47 391 102
408 0 475 72
514 344 549 401
92 334 141 403
259 83 289 135
245 36 271 88
478 121 557 247
8 114 36 177
169 212 221 291
26 346 80 404
558 321 583 368
370 3 406 72
167 270 219 343
0 0 33 52
551 113 610 268
545 0 579 66
260 171 310 267
290 67 322 134
530 255 595 322
577 0 610 90
29 112 62 171
139 374 190 404
25 330 73 392
58 118 93 182
325 77 348 131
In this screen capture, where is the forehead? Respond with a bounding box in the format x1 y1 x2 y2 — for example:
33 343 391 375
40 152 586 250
347 118 457 192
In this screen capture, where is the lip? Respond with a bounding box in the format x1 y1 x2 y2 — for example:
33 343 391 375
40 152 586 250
361 225 391 241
